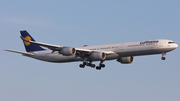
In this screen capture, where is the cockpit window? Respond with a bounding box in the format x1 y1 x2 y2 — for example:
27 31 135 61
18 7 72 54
168 42 175 44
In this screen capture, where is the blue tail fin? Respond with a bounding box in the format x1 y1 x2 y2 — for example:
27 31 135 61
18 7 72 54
20 30 45 52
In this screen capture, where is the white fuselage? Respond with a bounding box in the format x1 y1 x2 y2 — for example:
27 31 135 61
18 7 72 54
28 39 178 63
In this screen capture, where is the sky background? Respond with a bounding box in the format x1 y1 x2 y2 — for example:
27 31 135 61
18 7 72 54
0 0 180 101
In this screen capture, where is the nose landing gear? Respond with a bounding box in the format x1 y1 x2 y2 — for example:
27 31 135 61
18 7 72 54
161 57 166 60
161 52 166 60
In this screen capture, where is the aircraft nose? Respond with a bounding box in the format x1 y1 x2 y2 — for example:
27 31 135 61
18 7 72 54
175 43 178 48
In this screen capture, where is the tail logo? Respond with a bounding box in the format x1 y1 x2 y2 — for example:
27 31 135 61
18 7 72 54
24 36 31 46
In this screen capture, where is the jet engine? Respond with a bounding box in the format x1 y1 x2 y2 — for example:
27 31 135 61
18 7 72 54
117 56 134 64
89 52 106 61
59 47 76 56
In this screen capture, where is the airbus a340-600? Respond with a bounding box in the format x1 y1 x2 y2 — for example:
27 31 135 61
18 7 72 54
5 30 178 70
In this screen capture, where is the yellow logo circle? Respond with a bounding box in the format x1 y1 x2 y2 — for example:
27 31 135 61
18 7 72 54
24 36 31 46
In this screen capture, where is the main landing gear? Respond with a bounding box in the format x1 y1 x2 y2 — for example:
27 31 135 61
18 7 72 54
79 61 96 68
161 52 166 60
79 61 105 70
96 61 105 70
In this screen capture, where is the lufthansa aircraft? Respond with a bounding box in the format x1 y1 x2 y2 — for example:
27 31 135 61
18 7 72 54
5 30 178 70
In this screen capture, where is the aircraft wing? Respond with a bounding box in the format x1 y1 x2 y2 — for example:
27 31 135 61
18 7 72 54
4 49 34 57
20 36 63 51
21 36 115 56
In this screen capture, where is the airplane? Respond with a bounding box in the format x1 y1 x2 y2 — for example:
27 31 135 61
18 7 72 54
5 30 178 70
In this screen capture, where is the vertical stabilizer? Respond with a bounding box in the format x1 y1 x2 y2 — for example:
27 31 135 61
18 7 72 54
20 30 45 52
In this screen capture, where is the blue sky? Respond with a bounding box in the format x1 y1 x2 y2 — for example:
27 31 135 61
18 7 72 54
0 0 180 101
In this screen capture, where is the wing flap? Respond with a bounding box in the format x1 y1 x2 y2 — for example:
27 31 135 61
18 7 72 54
75 48 114 55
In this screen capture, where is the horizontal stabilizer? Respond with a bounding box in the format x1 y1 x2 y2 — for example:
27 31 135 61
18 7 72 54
4 49 34 56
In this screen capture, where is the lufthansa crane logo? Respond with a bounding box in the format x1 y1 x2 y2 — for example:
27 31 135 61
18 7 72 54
24 36 31 46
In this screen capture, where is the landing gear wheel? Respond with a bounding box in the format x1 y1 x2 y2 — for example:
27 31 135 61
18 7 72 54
79 64 85 68
100 64 105 68
161 57 166 60
83 62 88 66
96 66 101 70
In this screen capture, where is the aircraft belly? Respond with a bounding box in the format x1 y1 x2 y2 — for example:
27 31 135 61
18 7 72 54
33 53 55 62
38 53 78 63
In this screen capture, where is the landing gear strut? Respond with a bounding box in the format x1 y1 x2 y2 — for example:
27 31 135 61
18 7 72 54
87 61 96 68
161 52 166 60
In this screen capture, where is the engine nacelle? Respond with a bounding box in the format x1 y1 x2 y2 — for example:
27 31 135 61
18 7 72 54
59 47 76 56
117 56 134 64
89 52 106 61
